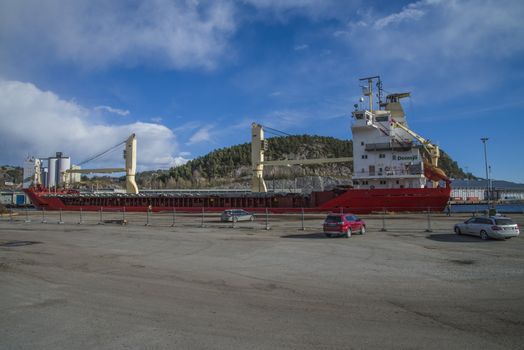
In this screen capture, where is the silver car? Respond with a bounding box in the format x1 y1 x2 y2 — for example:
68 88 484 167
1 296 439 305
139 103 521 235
220 209 255 222
454 216 520 240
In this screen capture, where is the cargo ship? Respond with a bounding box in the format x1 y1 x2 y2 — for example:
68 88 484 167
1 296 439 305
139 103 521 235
24 76 451 213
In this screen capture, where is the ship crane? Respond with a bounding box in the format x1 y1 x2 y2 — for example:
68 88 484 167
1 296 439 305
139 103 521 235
251 123 353 192
64 134 139 194
390 120 450 185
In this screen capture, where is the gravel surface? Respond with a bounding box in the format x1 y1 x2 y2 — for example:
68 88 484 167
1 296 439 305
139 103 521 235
1 212 523 349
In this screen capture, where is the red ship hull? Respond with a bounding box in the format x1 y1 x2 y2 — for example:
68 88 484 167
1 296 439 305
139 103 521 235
25 186 451 214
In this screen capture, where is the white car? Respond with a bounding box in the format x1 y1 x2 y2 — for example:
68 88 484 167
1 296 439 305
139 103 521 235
454 216 520 240
220 209 255 222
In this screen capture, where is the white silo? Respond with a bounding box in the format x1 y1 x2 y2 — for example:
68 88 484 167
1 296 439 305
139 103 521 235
57 155 71 186
70 165 81 184
48 157 57 188
23 157 38 188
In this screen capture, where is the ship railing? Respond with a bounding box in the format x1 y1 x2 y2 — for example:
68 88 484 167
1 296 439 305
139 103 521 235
354 167 423 178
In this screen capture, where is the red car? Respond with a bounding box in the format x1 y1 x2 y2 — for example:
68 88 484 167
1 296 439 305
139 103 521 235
323 213 366 238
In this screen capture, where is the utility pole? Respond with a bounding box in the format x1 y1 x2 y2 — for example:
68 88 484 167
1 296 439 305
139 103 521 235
480 138 489 206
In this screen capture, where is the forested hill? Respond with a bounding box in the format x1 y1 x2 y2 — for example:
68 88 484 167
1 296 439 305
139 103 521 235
138 135 470 189
170 135 353 181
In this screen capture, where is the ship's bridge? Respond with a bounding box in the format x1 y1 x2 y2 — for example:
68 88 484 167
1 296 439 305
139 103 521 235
351 108 427 190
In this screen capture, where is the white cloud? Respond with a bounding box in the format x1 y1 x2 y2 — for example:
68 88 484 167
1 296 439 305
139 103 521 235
338 0 524 99
294 44 309 51
0 0 236 70
241 0 362 21
0 80 186 170
95 105 130 116
373 1 427 29
187 126 213 145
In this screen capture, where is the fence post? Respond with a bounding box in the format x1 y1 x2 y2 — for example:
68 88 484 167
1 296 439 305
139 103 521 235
9 209 13 223
25 207 31 223
41 208 47 224
58 208 64 224
171 207 176 227
98 207 104 225
201 207 205 228
265 208 270 230
122 207 126 225
78 208 83 224
380 208 387 232
425 207 433 232
145 208 150 226
301 208 305 231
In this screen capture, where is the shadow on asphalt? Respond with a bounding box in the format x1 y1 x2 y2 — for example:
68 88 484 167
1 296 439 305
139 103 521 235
426 234 492 243
281 232 329 239
0 240 42 247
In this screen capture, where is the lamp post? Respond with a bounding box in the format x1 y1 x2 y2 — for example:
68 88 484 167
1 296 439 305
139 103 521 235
480 137 489 206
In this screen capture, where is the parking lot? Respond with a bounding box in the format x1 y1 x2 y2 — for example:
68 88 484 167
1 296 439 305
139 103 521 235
1 211 523 349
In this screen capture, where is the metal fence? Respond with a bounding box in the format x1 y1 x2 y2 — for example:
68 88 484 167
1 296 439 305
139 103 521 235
0 206 482 234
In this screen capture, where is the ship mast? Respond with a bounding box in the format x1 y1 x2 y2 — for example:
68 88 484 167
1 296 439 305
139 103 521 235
359 76 383 112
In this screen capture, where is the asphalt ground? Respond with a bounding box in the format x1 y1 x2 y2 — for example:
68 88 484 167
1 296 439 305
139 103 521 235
1 211 523 349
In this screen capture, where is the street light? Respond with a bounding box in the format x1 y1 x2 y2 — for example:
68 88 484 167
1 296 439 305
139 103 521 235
480 137 490 206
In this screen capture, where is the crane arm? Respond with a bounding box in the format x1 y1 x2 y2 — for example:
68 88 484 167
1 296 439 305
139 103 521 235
261 157 353 166
65 168 125 174
391 119 450 185
391 119 439 166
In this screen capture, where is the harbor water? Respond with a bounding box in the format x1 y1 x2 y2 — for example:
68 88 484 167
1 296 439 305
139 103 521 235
451 203 524 214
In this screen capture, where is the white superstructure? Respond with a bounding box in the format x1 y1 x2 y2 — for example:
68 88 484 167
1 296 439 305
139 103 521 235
351 76 445 190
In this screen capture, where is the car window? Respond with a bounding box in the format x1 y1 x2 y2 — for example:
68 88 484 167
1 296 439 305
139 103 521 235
345 215 356 221
325 215 343 223
495 218 514 225
465 218 476 224
481 218 493 224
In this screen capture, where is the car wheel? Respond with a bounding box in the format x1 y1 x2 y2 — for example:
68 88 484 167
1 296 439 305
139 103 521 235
325 233 332 238
360 226 366 235
480 230 489 240
454 226 461 235
345 228 352 238
233 217 238 223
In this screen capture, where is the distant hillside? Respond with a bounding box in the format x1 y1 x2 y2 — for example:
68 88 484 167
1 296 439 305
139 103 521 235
136 135 470 189
0 165 23 189
0 140 477 191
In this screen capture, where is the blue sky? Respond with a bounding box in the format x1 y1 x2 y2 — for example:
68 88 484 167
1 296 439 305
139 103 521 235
1 0 523 183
